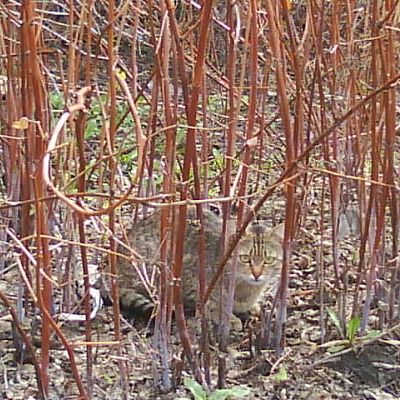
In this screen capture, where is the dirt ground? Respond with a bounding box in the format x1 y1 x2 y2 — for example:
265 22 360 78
1 202 399 399
1 267 399 400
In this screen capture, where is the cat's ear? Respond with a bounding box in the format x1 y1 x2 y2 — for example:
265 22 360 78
247 222 267 236
271 223 285 241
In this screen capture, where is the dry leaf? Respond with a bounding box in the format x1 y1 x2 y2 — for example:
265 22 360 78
12 117 29 130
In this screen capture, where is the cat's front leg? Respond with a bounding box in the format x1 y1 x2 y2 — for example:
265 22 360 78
209 306 243 332
229 313 243 332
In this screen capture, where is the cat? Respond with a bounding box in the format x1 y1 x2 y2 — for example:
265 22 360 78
115 207 284 331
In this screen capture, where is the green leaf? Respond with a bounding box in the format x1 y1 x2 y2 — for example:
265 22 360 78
183 378 207 400
363 330 381 340
209 386 251 400
102 373 114 384
327 344 347 353
346 317 360 343
275 366 288 383
212 147 224 169
85 118 98 139
327 307 343 337
50 91 65 109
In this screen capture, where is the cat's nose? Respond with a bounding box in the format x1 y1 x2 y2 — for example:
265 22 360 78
252 268 262 280
252 258 264 280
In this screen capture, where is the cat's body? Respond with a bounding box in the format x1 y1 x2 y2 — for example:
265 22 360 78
116 207 284 330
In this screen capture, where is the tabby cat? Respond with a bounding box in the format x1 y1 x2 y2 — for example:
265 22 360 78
116 207 284 331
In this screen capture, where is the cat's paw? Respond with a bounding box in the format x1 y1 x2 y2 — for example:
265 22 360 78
230 314 243 332
249 304 261 317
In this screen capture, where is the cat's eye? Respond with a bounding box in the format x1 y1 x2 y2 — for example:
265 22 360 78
264 255 275 265
239 254 251 264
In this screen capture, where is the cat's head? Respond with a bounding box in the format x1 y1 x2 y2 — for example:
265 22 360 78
236 222 284 285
